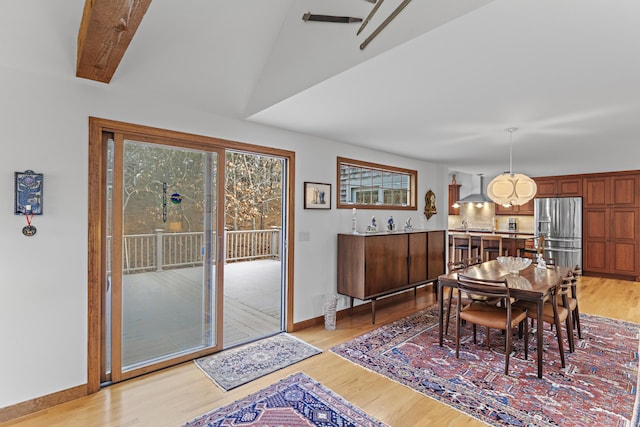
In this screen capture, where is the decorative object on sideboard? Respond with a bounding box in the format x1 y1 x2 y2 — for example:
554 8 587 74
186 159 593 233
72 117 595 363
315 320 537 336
387 216 395 231
424 189 437 219
404 217 413 231
487 128 537 207
351 208 358 234
366 216 378 233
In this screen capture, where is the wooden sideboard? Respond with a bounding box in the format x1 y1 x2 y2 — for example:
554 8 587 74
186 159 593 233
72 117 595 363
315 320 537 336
337 230 445 323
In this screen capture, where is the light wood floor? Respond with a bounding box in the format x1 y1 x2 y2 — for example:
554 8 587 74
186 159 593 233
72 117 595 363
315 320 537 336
2 276 639 427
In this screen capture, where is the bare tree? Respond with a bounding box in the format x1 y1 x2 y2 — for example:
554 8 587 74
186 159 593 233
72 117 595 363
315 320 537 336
117 144 282 234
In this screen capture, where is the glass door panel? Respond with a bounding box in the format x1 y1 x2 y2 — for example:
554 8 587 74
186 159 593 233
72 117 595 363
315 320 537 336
222 151 285 347
114 139 218 372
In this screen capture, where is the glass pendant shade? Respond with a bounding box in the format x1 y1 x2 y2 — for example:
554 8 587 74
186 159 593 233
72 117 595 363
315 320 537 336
487 173 537 206
487 127 537 206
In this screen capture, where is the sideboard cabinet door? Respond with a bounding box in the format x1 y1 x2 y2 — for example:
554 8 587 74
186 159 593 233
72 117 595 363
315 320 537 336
364 234 409 296
408 232 428 285
427 230 445 280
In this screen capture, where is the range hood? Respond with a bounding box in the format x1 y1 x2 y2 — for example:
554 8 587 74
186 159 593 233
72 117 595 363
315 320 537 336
457 174 493 204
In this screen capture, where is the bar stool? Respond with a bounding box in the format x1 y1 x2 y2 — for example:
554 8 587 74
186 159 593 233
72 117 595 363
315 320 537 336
518 238 538 259
480 235 507 261
450 233 478 264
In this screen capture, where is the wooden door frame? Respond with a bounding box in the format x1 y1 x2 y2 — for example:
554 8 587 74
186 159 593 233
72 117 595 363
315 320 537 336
87 117 296 393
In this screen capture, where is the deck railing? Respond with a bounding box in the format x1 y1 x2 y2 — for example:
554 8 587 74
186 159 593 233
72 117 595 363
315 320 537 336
119 228 281 273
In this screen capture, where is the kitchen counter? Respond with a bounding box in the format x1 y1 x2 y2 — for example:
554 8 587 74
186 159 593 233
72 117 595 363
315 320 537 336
449 229 534 239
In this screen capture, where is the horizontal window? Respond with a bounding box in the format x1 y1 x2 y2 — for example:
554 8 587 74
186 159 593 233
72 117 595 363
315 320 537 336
337 157 417 210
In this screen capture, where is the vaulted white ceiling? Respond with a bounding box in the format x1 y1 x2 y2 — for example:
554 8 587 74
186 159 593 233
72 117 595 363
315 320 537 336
4 0 640 178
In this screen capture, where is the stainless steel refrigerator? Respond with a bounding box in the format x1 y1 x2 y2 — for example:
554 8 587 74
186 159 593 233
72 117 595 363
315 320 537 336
534 197 582 267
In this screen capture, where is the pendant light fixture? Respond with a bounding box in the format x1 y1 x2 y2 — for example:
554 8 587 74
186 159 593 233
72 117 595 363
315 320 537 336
487 128 537 207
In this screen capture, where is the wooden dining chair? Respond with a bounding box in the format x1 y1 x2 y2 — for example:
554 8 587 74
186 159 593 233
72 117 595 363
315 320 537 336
571 265 582 338
512 276 574 368
444 261 470 335
562 265 582 339
444 257 499 335
455 274 529 375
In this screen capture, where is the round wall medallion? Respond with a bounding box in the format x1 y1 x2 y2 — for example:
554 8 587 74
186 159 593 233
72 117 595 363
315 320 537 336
22 225 37 236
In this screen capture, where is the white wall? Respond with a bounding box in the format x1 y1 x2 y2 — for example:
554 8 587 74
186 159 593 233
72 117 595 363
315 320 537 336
0 67 449 408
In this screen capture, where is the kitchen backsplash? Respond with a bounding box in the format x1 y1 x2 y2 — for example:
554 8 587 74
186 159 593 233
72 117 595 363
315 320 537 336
448 203 534 233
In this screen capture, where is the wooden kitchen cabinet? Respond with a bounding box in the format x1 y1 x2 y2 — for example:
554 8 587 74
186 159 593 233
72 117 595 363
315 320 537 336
337 230 445 323
494 198 534 215
583 207 639 278
448 184 461 215
494 203 512 215
583 172 640 279
517 198 535 215
534 176 582 197
583 174 639 207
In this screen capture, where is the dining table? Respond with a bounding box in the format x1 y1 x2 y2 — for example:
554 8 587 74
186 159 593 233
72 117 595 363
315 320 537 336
437 259 570 378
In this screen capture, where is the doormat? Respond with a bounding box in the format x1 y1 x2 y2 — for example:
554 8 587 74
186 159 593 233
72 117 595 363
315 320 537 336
195 333 322 391
183 372 387 426
331 305 640 427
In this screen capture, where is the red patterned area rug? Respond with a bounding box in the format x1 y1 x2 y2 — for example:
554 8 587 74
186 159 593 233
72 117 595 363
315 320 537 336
331 305 640 427
183 372 388 426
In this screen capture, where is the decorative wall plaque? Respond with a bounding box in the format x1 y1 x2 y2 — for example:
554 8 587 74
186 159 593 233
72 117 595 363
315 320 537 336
424 189 437 219
15 170 43 215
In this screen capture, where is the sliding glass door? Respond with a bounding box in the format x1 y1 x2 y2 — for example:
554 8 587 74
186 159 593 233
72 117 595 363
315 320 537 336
94 122 292 386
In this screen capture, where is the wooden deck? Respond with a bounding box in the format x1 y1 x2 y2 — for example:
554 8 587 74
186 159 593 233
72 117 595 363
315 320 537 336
121 259 282 367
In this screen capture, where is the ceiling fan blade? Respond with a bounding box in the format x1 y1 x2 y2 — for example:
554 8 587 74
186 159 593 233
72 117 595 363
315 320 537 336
302 13 363 24
357 0 384 35
360 0 412 50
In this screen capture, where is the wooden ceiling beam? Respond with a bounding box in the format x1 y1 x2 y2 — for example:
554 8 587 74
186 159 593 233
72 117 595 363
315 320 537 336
76 0 152 83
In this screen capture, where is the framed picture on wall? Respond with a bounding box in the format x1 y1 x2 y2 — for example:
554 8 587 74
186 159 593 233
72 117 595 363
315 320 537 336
304 182 331 209
14 170 44 215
